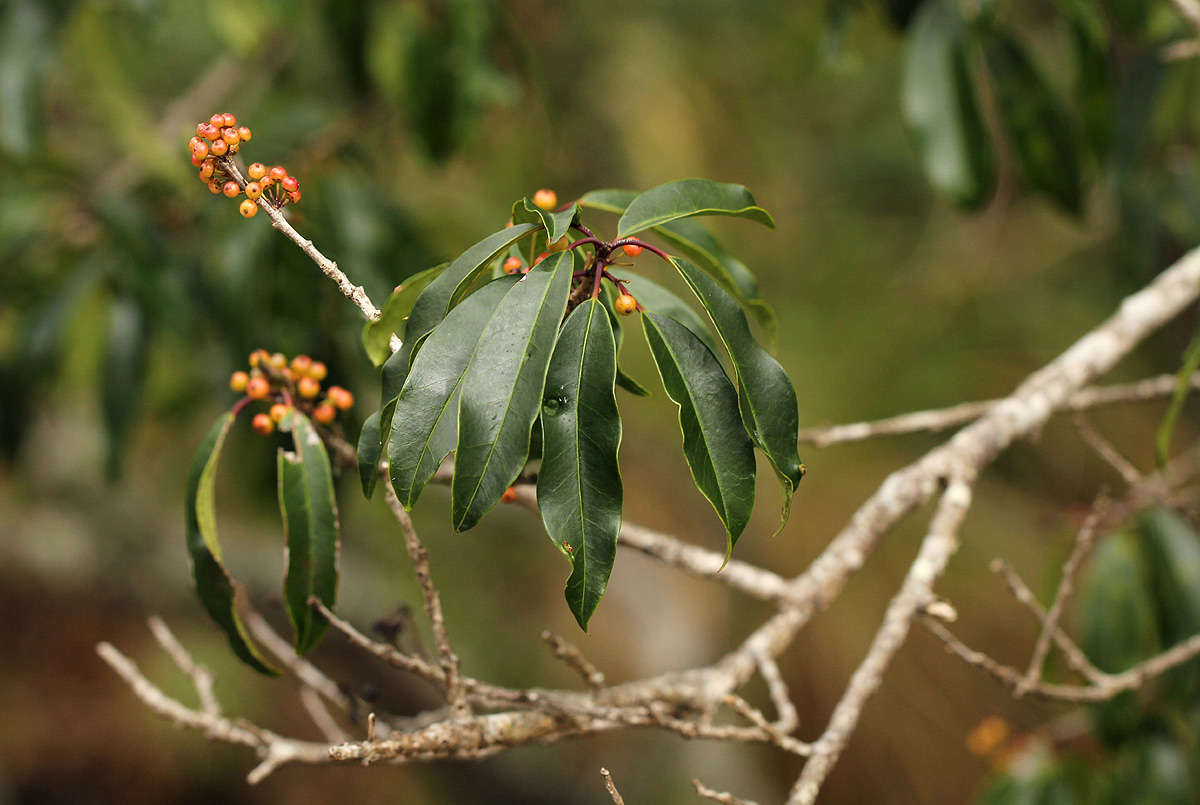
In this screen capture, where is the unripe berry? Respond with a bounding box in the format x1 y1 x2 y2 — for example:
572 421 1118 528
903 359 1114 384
199 159 215 179
269 165 287 181
290 354 313 375
237 126 252 142
501 486 518 503
229 371 249 392
503 256 522 274
622 243 643 257
269 403 290 423
221 112 237 127
533 188 557 210
252 412 274 435
281 175 299 193
313 403 336 425
209 138 228 156
549 235 569 252
246 376 270 399
247 162 266 180
308 361 328 381
327 386 354 410
244 181 262 200
614 293 637 315
297 376 320 398
223 181 240 198
239 199 258 218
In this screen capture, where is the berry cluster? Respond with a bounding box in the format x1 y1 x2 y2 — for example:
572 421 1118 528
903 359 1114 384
189 113 301 219
229 350 354 436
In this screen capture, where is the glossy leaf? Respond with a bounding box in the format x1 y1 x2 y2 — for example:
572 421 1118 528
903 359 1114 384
598 284 652 398
539 299 623 630
643 312 755 555
357 409 382 499
670 259 803 532
617 179 776 237
389 276 519 508
361 262 449 366
579 190 776 341
514 197 579 246
185 413 277 675
452 252 574 530
277 411 340 655
101 296 148 480
619 269 720 356
981 26 1083 215
902 1 994 209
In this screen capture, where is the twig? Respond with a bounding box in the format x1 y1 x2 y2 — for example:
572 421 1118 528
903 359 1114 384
601 768 625 805
300 686 349 743
693 779 760 805
147 616 219 717
755 652 798 733
308 597 444 685
1017 495 1109 695
541 630 606 688
1074 416 1141 485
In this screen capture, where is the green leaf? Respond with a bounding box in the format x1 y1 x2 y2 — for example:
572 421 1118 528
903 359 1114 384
980 26 1084 215
185 413 277 675
361 262 449 366
670 259 803 532
617 179 776 238
580 190 777 342
389 276 519 508
452 252 574 530
597 283 652 397
538 299 623 630
514 197 579 246
1137 507 1200 704
643 312 756 556
100 296 148 481
1155 312 1200 467
277 411 340 655
619 269 721 356
902 1 994 209
616 369 652 397
357 409 382 499
0 0 49 157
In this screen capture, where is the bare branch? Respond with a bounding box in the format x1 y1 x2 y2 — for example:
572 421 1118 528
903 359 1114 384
601 768 625 805
1074 416 1142 485
693 779 760 805
541 630 606 688
147 616 219 717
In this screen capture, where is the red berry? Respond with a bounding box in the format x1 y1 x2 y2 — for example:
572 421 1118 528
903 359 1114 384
229 371 249 392
239 199 258 218
287 190 301 204
533 188 557 210
313 403 336 425
190 153 205 167
269 165 287 181
222 112 237 127
237 126 252 142
247 163 266 180
533 252 550 266
269 403 290 423
195 123 207 137
244 181 262 200
503 256 522 274
280 175 299 192
298 376 321 398
209 113 225 128
308 361 328 381
209 138 228 156
614 293 637 315
501 486 518 503
251 413 274 435
201 123 219 140
622 243 643 257
223 181 240 198
246 376 270 400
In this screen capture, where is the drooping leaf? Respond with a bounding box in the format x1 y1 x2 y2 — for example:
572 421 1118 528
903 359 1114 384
357 409 382 499
1155 311 1200 467
902 1 994 209
277 411 340 655
670 259 803 532
579 190 776 341
100 296 148 481
538 299 623 630
617 179 776 238
643 312 756 556
452 252 574 530
184 413 277 675
597 283 652 397
980 26 1084 215
361 262 449 366
513 197 579 246
618 269 720 356
388 276 519 508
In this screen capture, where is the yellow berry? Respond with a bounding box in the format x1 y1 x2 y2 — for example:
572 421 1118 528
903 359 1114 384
533 188 557 210
229 371 249 392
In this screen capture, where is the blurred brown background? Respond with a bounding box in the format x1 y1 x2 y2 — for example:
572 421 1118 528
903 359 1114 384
2 0 1197 802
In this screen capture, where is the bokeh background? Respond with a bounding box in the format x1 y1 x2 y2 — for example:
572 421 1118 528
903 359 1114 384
4 0 1200 802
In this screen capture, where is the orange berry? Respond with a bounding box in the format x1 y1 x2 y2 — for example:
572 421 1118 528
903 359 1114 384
622 243 643 257
195 123 207 137
549 235 569 252
269 403 290 423
221 127 239 146
503 256 522 274
199 159 215 179
237 126 252 142
268 352 287 369
501 486 518 503
249 349 270 367
223 181 240 198
246 376 270 400
207 181 222 194
239 199 257 218
287 189 301 204
188 135 203 152
533 252 550 266
298 376 321 398
200 123 219 140
244 181 262 200
252 412 274 435
247 162 266 180
290 354 312 375
532 188 557 210
191 153 205 167
327 386 354 410
280 176 299 192
209 138 228 156
221 112 236 128
209 113 225 128
313 403 336 425
308 361 328 381
229 371 249 392
505 218 514 228
614 293 637 315
269 165 287 181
